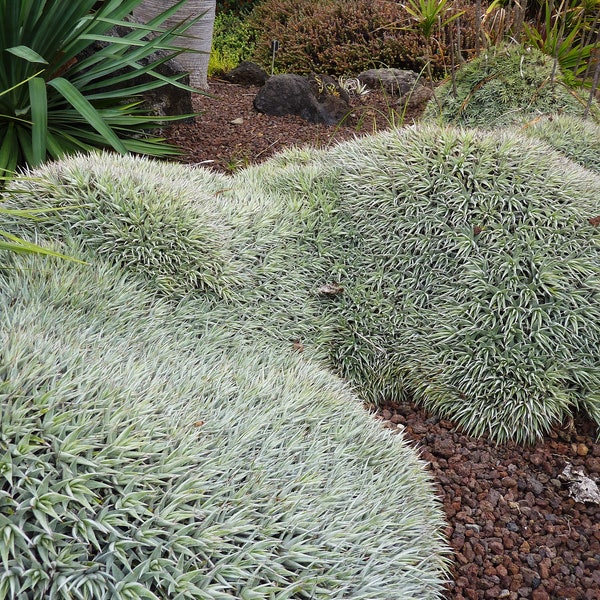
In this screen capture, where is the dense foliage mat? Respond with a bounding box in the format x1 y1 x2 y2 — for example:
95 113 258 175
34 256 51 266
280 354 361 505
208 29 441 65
314 126 600 443
425 44 599 127
5 121 600 447
0 248 449 599
519 114 600 175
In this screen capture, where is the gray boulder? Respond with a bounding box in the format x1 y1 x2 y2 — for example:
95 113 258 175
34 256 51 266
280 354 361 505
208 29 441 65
397 84 434 109
358 68 419 96
223 61 269 86
253 74 351 125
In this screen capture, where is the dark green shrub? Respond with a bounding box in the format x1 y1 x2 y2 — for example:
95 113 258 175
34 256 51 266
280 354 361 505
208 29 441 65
247 0 483 75
425 43 600 127
216 0 261 16
0 0 197 176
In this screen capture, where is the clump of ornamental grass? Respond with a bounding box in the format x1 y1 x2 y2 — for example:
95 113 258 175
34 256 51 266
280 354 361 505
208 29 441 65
318 125 600 443
5 151 342 347
4 154 243 299
8 123 600 447
519 114 600 175
424 43 599 128
0 249 450 599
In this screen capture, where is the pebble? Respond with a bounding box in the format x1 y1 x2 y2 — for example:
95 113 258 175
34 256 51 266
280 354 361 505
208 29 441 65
376 401 600 599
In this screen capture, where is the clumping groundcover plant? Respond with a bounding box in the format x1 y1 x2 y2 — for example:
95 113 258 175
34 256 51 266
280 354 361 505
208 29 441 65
5 120 600 446
0 161 451 596
0 250 450 599
425 43 600 127
2 118 600 595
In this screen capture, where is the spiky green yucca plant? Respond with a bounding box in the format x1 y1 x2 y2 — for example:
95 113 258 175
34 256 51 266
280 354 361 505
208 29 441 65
0 248 449 599
424 43 600 127
0 0 200 176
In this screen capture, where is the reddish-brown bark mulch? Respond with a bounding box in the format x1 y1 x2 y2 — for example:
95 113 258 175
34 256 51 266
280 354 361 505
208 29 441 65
165 79 600 600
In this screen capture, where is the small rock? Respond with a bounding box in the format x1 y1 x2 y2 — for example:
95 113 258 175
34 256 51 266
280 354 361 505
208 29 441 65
357 68 418 95
577 443 589 456
527 475 545 495
230 117 244 125
531 587 549 600
222 60 269 86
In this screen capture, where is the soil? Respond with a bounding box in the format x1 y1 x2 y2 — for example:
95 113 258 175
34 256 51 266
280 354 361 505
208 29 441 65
164 79 425 172
164 80 600 600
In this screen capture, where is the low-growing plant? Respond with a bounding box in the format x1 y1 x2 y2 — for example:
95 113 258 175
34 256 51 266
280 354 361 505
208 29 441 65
318 125 600 443
208 10 257 76
337 75 370 96
424 43 600 127
0 240 450 598
6 121 600 450
4 154 244 299
0 0 200 175
519 112 600 173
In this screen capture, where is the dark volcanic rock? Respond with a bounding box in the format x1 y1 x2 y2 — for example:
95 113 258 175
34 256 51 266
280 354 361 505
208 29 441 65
223 61 269 86
253 74 351 125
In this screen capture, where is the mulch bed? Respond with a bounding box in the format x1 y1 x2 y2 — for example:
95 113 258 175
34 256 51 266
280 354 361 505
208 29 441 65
164 79 600 600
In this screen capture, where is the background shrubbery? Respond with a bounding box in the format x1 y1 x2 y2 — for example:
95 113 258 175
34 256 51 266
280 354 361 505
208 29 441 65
246 0 484 75
209 10 257 76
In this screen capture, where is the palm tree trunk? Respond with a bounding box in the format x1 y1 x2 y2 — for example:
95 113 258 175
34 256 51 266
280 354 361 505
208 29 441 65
134 0 215 90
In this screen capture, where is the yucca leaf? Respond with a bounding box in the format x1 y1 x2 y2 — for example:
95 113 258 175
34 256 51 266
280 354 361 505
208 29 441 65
6 45 48 64
29 77 47 166
47 77 127 154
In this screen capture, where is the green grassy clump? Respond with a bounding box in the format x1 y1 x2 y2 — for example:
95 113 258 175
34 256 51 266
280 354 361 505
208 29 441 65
519 114 600 175
318 125 600 443
5 155 244 300
0 247 450 599
7 120 600 447
425 44 599 127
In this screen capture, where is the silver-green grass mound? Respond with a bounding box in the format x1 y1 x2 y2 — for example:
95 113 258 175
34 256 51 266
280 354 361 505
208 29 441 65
0 250 449 599
424 44 599 128
5 155 243 299
519 114 600 175
6 121 600 448
320 125 600 443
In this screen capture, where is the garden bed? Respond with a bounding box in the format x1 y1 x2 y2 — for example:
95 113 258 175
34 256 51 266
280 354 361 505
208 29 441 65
165 80 600 600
